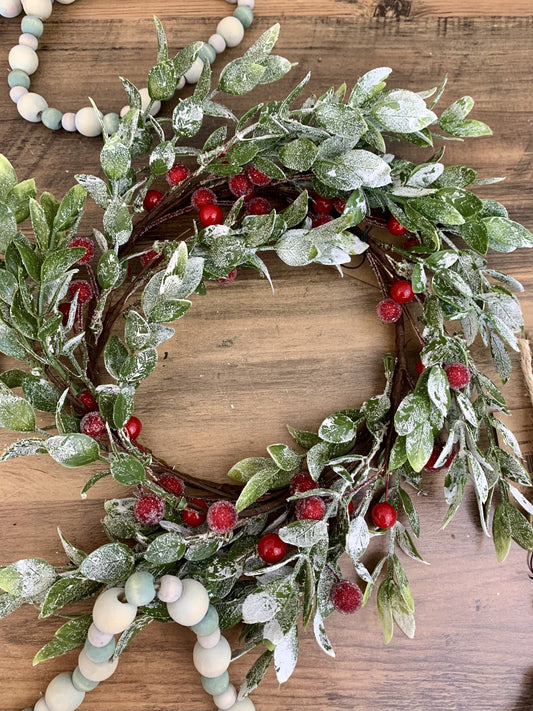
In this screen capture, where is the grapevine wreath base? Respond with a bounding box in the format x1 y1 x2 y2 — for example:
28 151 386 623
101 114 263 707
1 20 533 711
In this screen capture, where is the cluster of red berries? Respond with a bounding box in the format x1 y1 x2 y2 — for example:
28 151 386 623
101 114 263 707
376 278 415 325
58 237 98 327
309 193 347 228
415 359 471 391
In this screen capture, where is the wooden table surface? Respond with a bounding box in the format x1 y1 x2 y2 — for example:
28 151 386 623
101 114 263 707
1 1 533 710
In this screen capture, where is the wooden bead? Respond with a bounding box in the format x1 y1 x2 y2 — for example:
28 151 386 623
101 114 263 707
237 0 255 6
71 666 99 692
233 6 254 29
92 587 137 634
44 672 85 711
192 636 231 678
74 106 103 137
157 574 182 603
8 67 30 88
167 578 209 626
176 75 186 91
87 622 113 648
226 699 255 711
184 58 204 84
214 683 237 710
191 604 219 636
34 698 52 711
216 16 244 47
41 107 62 130
0 0 23 18
9 85 27 103
103 112 119 135
56 0 77 3
201 670 229 696
9 44 38 74
83 636 116 663
61 112 76 131
77 649 119 682
125 570 156 606
208 33 226 54
197 628 221 649
20 13 43 36
139 87 161 116
16 91 47 121
21 0 52 19
18 32 38 49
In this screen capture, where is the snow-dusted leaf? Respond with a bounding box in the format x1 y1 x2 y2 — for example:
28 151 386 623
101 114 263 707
345 516 369 563
79 543 135 583
313 609 335 657
274 625 299 684
278 520 328 548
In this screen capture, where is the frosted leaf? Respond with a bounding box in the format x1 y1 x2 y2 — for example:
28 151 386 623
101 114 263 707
394 394 430 436
373 90 437 133
1 437 46 461
313 609 335 657
79 542 135 583
242 589 282 623
172 98 203 138
278 520 328 548
0 559 56 599
314 149 391 191
406 162 444 188
348 67 391 107
46 434 100 469
426 366 450 417
274 625 299 684
346 516 369 563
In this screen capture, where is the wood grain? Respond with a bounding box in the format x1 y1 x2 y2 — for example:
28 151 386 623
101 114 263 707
1 3 533 710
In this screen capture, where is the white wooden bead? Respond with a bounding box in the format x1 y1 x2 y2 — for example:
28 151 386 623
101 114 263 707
21 0 52 20
208 33 226 54
92 587 137 634
78 649 119 682
16 91 47 121
0 0 23 18
214 683 237 710
56 0 77 3
197 628 221 649
167 578 209 626
74 106 103 137
34 699 52 711
157 575 182 603
9 85 28 103
216 16 245 48
176 75 186 91
184 57 204 85
226 699 255 711
45 672 85 711
139 87 162 116
9 44 38 74
87 622 114 648
119 105 129 118
19 32 38 49
238 0 255 7
61 112 76 131
193 636 231 678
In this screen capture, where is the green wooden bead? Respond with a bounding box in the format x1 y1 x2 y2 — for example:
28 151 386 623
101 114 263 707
191 604 219 636
41 107 62 130
233 6 254 28
20 14 43 37
71 666 99 692
201 670 229 696
199 43 216 65
103 112 120 135
8 68 30 88
124 570 156 606
83 636 116 663
45 671 85 711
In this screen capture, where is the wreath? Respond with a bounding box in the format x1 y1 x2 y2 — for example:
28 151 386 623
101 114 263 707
1 21 533 711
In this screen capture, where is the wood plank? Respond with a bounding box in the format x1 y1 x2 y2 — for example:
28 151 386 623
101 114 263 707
0 6 532 711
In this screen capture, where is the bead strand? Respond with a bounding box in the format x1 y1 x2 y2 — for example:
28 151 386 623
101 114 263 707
1 0 256 136
25 571 255 711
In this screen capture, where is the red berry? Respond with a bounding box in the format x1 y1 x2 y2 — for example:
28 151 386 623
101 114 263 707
58 302 71 327
228 173 254 200
444 362 471 390
387 216 407 236
216 267 238 284
68 236 95 265
424 445 456 472
140 249 159 267
67 280 93 305
247 197 272 215
289 471 316 496
257 532 287 564
207 500 238 534
403 236 420 250
124 416 142 440
330 579 363 614
191 187 218 212
134 493 166 526
182 498 208 527
376 298 402 324
415 359 426 376
333 197 346 214
312 195 333 214
247 165 271 187
312 213 334 228
199 204 224 227
371 501 397 529
348 500 354 516
166 163 190 186
390 280 414 304
295 496 326 521
80 411 106 440
78 389 97 410
158 472 185 497
143 189 164 211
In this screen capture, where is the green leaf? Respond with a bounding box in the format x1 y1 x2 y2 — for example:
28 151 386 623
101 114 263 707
29 198 50 251
113 615 153 659
373 89 437 133
103 200 132 246
0 558 56 598
120 348 158 382
389 435 407 471
306 441 332 481
33 615 92 666
113 390 134 429
0 592 23 619
46 434 100 468
482 217 533 253
239 649 275 698
278 520 328 548
144 533 186 565
111 453 145 485
0 155 17 199
258 55 293 84
406 421 434 473
394 394 430 436
97 250 121 289
275 229 316 267
79 543 135 583
172 41 203 78
348 67 391 107
76 174 110 209
235 466 291 512
377 579 394 644
318 413 356 444
226 141 259 167
6 178 36 222
41 247 86 283
0 321 26 360
243 23 280 63
146 298 191 324
0 202 17 253
426 365 450 417
399 488 420 537
101 139 131 180
219 59 266 95
0 393 35 432
279 138 318 172
148 60 177 102
316 103 367 141
228 456 278 483
57 528 87 566
490 447 531 486
1 437 46 461
267 443 303 471
314 149 391 192
104 335 129 380
492 502 513 562
40 576 100 618
52 184 87 233
287 425 320 450
124 311 151 351
22 378 61 413
346 516 370 563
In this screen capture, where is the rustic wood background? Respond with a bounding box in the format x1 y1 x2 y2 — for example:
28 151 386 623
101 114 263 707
1 1 533 709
